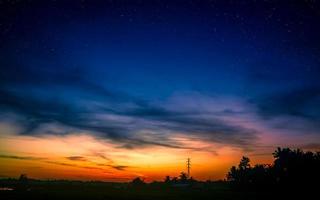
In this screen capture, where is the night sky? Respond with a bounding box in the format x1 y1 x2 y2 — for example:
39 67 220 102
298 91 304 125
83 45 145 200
0 0 320 181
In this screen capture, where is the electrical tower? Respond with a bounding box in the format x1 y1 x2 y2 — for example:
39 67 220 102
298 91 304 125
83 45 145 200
187 158 191 178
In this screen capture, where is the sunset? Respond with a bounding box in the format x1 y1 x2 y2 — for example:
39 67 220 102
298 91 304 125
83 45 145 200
0 0 319 199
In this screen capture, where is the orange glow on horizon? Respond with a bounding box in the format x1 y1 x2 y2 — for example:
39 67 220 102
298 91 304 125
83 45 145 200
0 127 277 182
4 122 318 182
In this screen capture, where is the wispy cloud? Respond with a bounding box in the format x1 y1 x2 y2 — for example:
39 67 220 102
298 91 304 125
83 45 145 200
0 154 44 160
2 65 319 152
0 153 129 172
47 160 129 171
111 165 128 171
249 86 320 134
66 156 87 161
96 163 129 171
46 161 104 171
0 85 259 150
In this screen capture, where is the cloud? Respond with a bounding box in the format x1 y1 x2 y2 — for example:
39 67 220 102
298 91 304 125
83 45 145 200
47 161 129 171
0 86 260 150
89 151 112 161
0 154 44 160
254 87 320 119
0 153 128 172
46 161 104 171
110 165 128 171
66 156 87 161
250 86 320 134
96 163 129 171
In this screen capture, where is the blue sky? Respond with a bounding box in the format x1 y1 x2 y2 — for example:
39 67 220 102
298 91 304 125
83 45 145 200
0 0 320 152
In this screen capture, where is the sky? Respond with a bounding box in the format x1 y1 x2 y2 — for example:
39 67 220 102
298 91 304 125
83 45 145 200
0 0 320 182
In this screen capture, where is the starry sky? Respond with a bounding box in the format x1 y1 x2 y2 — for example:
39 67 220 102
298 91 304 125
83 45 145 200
0 0 320 181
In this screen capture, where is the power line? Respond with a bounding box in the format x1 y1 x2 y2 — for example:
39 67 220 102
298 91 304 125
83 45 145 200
187 158 191 178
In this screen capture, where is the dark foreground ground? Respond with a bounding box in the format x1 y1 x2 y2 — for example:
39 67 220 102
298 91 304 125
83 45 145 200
0 179 303 200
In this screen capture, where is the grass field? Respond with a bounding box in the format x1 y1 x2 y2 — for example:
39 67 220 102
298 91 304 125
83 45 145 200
0 179 276 200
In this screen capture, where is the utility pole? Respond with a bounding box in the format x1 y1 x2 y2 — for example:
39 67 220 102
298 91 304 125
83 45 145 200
187 158 191 178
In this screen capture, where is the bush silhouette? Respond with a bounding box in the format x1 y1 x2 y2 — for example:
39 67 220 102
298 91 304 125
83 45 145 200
178 172 188 183
16 174 29 191
131 177 145 186
164 176 171 183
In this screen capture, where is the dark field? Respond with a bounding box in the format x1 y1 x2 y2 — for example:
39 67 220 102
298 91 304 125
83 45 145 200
0 180 277 200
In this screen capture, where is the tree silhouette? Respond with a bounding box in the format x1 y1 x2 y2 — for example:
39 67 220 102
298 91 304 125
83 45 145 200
227 147 320 193
227 166 238 182
171 177 178 184
16 174 29 191
131 177 145 186
179 172 188 183
164 176 171 183
238 156 250 170
272 147 320 186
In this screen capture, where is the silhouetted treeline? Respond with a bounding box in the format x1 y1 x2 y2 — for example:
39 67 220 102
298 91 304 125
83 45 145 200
227 147 320 192
162 172 197 185
130 172 197 188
